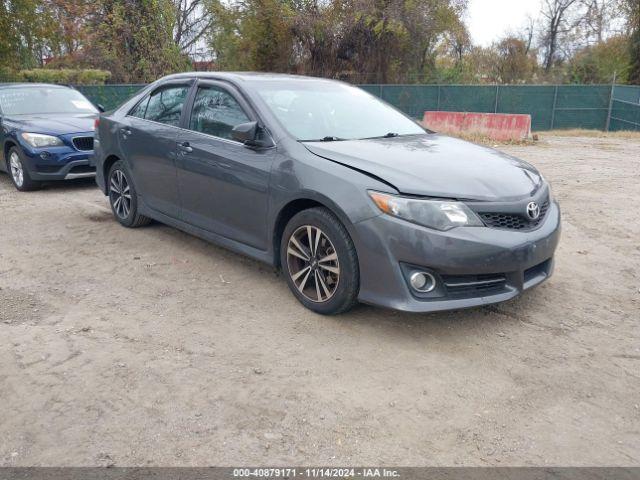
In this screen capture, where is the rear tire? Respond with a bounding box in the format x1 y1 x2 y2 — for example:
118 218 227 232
7 147 42 191
108 160 151 228
280 207 359 315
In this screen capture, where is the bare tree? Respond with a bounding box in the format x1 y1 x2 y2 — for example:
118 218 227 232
581 0 624 43
445 22 472 65
504 14 537 55
172 0 213 59
523 14 537 54
540 0 581 71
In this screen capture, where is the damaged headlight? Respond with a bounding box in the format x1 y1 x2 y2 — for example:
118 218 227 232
368 191 484 231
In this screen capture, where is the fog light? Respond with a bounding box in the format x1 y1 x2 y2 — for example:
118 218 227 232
409 271 436 293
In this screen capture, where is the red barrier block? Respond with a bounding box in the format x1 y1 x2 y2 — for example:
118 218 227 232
422 111 532 141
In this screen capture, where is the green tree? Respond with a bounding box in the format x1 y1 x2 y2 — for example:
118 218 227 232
631 29 640 83
240 0 294 71
624 0 640 83
0 0 56 73
205 0 468 83
568 35 631 83
205 0 248 70
84 0 191 83
342 0 467 83
494 37 538 84
206 0 294 72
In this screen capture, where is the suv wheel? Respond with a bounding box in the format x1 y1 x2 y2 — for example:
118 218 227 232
7 147 41 191
281 207 359 315
108 160 151 228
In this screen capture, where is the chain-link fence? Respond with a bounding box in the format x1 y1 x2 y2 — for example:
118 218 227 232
610 85 640 131
359 84 619 131
75 83 640 132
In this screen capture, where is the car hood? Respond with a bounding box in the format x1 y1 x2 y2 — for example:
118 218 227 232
303 134 542 201
3 113 96 135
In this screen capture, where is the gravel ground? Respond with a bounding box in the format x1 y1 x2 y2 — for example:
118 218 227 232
0 135 638 467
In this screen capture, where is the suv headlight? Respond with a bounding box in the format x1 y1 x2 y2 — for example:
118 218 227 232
368 191 484 231
21 133 64 148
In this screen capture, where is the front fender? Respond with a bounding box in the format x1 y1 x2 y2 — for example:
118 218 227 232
1 127 24 170
266 150 391 266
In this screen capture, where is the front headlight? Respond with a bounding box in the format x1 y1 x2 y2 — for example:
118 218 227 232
21 132 64 148
540 175 553 203
368 191 484 231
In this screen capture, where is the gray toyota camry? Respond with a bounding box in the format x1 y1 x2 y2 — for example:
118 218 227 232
93 72 560 315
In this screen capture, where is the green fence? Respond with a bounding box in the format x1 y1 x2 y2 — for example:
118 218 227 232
610 85 640 131
359 84 623 131
75 84 146 111
76 83 640 132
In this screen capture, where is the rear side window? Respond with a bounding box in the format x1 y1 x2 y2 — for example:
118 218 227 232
131 85 189 127
189 86 250 140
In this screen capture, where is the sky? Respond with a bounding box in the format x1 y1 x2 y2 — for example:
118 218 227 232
466 0 542 46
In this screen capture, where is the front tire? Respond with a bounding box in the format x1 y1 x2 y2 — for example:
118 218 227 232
108 160 151 228
7 147 41 191
280 207 359 315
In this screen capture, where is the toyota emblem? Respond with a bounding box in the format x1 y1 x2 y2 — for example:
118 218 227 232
526 201 540 220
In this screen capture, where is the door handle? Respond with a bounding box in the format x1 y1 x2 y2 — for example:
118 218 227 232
177 141 193 154
120 128 132 137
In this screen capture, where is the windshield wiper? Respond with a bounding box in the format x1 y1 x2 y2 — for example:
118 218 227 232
300 136 346 142
360 132 400 140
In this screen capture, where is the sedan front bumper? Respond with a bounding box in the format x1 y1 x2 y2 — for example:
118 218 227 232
352 201 561 313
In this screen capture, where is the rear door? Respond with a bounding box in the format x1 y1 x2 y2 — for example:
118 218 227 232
175 81 274 250
120 81 192 217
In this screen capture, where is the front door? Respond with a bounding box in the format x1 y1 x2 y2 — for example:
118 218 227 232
176 82 273 250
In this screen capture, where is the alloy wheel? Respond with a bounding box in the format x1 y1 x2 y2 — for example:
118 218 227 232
9 152 24 187
286 225 340 303
109 169 132 219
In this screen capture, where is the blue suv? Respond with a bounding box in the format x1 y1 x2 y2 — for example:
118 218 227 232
0 83 100 191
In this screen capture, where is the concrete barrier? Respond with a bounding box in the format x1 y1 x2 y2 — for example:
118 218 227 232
422 111 532 141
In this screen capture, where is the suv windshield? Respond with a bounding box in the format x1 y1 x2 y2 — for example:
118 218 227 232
0 86 97 115
254 81 425 141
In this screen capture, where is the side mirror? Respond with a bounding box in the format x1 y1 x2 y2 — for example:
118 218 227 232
231 121 274 149
231 121 258 143
97 104 106 113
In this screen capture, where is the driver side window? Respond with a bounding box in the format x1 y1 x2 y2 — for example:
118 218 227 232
189 86 250 140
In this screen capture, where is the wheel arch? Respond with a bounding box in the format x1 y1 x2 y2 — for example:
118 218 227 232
3 140 18 169
102 154 121 192
271 195 356 269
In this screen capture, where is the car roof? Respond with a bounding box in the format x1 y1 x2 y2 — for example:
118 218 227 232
0 83 73 89
161 71 339 85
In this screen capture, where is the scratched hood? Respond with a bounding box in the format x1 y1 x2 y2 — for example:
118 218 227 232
3 113 96 135
304 134 543 201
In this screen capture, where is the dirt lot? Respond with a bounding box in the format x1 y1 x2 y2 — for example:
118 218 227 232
0 135 638 467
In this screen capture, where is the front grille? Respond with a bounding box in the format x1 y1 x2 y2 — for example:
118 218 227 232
35 165 62 173
72 136 94 151
441 273 507 297
480 201 549 231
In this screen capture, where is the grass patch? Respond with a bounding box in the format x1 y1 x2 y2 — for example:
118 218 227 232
540 129 640 139
431 128 640 146
443 131 536 146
